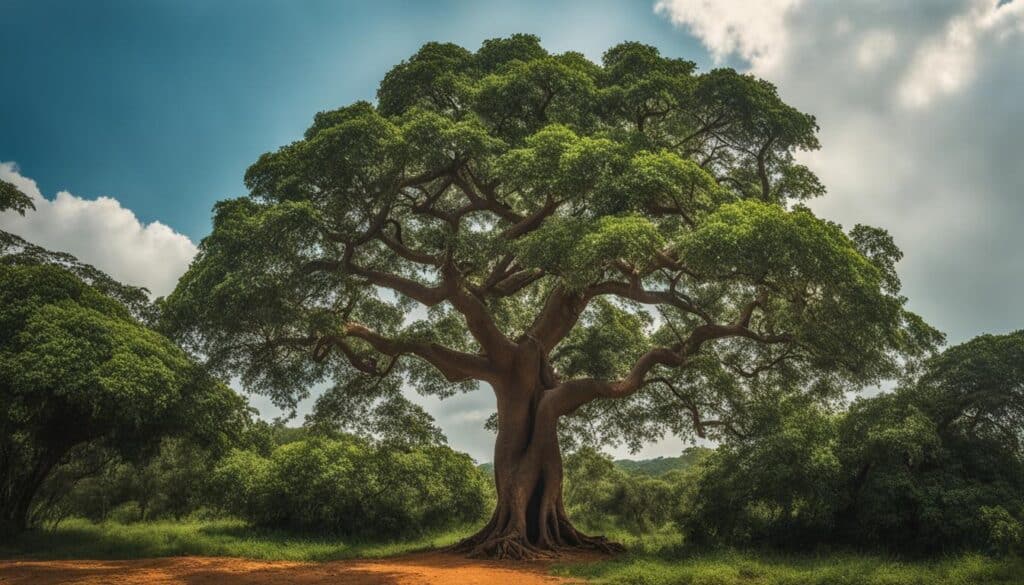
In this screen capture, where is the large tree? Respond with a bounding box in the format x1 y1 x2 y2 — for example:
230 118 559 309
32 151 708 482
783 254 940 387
164 36 938 558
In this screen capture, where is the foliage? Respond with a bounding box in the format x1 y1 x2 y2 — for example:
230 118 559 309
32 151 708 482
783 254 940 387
678 399 842 547
0 179 34 216
835 331 1024 553
564 447 694 534
0 256 248 537
44 439 225 524
675 331 1024 554
209 436 491 538
303 376 448 448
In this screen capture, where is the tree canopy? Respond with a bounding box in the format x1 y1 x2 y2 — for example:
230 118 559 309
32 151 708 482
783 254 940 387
166 35 936 437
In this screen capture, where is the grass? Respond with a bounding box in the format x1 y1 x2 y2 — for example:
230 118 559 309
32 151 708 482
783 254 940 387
553 532 1024 585
555 551 1024 585
552 524 1024 581
4 519 1023 585
0 517 474 562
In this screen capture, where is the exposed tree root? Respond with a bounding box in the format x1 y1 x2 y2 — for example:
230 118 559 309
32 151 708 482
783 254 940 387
573 533 626 554
450 521 624 560
465 530 557 560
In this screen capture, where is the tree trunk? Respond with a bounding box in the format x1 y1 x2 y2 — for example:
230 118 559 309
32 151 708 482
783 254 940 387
0 443 67 540
451 375 623 560
0 466 45 540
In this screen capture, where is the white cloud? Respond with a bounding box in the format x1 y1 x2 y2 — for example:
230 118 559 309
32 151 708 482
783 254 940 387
898 0 1024 107
656 0 1024 106
0 162 197 297
654 0 803 73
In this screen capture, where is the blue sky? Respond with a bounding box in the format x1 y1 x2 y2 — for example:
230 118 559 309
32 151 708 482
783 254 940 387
2 1 1022 460
1 0 710 241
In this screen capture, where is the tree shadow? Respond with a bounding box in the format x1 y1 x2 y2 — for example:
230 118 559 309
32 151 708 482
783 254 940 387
0 552 574 585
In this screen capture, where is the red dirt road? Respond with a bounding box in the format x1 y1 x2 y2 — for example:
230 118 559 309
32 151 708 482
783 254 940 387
0 551 591 584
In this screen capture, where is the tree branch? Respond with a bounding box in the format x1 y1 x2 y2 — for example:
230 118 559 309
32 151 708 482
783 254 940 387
328 322 497 383
380 219 442 266
587 279 711 323
542 316 794 417
441 261 517 363
502 196 560 240
524 285 587 353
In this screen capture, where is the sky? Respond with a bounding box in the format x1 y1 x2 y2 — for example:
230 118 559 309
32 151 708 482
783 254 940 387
2 0 1022 461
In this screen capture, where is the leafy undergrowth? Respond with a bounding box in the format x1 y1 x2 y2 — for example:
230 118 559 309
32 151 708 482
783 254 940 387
0 517 475 562
555 550 1024 585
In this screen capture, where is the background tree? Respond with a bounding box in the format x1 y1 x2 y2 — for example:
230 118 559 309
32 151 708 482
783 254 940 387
0 191 249 537
164 35 938 558
835 330 1024 553
675 331 1024 554
677 397 842 547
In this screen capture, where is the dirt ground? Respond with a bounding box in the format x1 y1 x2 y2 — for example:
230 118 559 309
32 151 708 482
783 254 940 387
0 551 594 584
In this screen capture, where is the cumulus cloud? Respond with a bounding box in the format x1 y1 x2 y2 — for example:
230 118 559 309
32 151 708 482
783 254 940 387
654 0 804 72
656 0 1024 344
0 162 197 297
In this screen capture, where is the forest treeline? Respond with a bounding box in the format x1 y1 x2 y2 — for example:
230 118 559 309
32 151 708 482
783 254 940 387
17 329 1024 556
2 201 1023 555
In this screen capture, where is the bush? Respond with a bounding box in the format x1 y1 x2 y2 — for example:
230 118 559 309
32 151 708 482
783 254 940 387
211 436 489 537
676 403 841 548
981 506 1024 556
612 475 675 533
564 447 682 534
207 448 270 520
107 501 143 524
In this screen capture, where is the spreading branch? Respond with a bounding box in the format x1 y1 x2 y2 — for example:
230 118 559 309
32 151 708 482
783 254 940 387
318 322 498 383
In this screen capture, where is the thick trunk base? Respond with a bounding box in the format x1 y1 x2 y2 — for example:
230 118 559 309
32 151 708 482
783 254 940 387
461 374 625 560
450 477 624 560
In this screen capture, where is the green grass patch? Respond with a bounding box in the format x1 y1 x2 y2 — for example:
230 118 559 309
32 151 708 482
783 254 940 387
5 519 1023 585
555 550 1024 585
0 517 474 562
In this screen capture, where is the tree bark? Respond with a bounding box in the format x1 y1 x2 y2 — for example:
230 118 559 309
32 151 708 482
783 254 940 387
451 369 623 560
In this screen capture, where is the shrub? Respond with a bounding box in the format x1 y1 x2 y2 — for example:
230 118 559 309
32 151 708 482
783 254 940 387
107 501 143 524
564 447 680 534
211 436 489 537
981 506 1024 556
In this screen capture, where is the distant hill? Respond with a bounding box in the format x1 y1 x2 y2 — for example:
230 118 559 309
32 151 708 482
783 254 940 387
613 450 705 476
477 447 711 476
